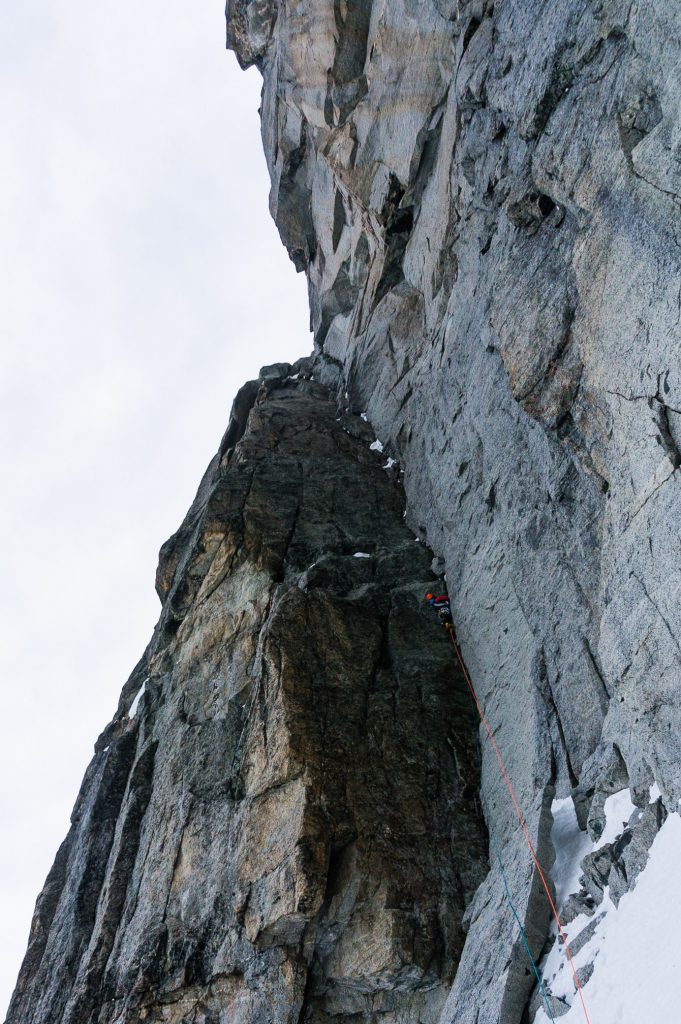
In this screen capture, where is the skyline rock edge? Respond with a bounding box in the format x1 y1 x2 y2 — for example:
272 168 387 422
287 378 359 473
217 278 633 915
7 367 490 1024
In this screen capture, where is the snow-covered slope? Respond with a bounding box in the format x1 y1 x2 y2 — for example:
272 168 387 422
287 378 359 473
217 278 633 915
536 792 681 1022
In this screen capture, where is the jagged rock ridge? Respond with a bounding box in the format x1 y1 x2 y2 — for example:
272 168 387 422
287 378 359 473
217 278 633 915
7 365 488 1024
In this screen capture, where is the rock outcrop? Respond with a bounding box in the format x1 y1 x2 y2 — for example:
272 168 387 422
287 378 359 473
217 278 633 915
6 366 488 1024
224 1 681 1020
8 3 681 1022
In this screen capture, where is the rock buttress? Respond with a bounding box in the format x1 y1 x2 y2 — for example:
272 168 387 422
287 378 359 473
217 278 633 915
226 3 681 1019
6 367 488 1024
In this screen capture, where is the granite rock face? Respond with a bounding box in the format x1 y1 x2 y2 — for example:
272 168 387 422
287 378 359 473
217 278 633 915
225 1 681 1020
8 4 681 1022
7 367 488 1024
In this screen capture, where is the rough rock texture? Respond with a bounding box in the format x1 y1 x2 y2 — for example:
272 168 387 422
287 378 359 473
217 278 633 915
6 366 489 1024
9 4 681 1022
224 1 681 1020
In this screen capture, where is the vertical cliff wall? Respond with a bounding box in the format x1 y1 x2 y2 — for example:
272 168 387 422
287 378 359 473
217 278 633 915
7 366 488 1024
225 1 681 1020
8 4 681 1022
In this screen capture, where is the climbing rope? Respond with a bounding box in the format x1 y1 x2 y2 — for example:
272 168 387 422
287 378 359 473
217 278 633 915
485 803 556 1023
445 623 592 1024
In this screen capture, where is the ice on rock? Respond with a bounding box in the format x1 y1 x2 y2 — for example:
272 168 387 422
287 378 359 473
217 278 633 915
550 797 592 911
129 680 148 719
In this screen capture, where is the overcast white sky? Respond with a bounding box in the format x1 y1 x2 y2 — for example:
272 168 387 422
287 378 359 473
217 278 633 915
0 4 309 1015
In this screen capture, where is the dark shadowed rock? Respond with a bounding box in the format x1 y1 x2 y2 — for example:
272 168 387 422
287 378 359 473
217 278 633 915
7 374 489 1024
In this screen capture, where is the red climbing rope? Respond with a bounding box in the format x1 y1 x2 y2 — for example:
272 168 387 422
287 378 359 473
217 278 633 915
446 625 592 1024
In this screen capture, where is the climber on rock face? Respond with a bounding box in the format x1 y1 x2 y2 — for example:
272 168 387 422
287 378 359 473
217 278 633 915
425 590 453 629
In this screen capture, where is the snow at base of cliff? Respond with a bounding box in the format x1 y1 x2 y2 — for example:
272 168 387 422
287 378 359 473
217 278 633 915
535 804 681 1024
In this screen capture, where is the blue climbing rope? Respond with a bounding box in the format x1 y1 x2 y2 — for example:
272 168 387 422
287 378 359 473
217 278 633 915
486 820 556 1023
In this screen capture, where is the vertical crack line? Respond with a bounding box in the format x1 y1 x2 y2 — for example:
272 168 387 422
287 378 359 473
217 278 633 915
631 572 681 660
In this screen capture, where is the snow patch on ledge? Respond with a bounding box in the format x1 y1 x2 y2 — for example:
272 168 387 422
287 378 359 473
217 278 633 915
594 788 637 850
129 679 148 719
550 797 592 911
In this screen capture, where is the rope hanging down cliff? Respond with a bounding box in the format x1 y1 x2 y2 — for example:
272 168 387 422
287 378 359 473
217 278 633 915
426 591 592 1024
485 801 556 1024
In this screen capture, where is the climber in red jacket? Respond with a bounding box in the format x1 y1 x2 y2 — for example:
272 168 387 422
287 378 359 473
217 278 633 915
425 591 454 629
